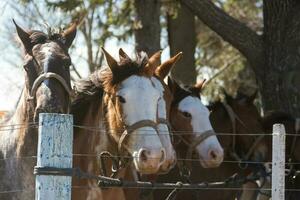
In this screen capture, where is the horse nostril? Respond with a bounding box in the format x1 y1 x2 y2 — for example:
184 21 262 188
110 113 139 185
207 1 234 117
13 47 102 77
210 150 217 160
160 148 166 163
139 149 148 162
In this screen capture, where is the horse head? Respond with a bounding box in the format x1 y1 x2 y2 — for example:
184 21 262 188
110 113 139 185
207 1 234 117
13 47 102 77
14 20 76 121
167 78 224 168
101 48 175 174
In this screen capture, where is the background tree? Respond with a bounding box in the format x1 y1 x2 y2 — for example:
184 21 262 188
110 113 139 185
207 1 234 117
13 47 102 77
181 0 300 118
167 3 196 85
134 0 161 56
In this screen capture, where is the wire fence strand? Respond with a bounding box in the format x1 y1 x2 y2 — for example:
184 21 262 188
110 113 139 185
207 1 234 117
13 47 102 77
1 121 299 136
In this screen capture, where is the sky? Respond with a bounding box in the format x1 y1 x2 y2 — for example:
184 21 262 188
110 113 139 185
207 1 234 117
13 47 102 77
0 1 172 111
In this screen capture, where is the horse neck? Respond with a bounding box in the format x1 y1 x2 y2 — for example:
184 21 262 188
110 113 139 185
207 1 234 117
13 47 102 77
73 95 116 160
0 87 37 157
73 96 122 197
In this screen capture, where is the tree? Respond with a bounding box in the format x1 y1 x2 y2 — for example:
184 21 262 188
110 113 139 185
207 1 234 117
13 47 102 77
167 3 196 85
134 0 161 56
182 0 300 117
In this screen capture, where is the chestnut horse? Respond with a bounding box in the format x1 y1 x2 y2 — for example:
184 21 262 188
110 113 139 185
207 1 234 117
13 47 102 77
154 92 267 200
125 75 225 200
71 49 178 200
0 21 76 200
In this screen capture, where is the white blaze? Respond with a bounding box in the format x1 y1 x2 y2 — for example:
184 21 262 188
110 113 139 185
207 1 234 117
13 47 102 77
151 77 176 172
117 75 164 173
178 96 223 167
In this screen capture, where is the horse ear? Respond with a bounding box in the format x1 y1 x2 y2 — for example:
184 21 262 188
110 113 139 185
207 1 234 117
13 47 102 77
192 79 206 93
102 47 119 74
13 19 32 53
119 48 130 61
167 76 180 94
145 50 162 76
62 22 77 48
155 52 183 79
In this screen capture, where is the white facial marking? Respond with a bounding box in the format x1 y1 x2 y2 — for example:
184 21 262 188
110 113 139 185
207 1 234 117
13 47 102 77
151 77 176 172
178 96 223 168
117 75 164 173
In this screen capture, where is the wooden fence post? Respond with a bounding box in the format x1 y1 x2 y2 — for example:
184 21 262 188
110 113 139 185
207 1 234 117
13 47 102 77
272 123 286 200
35 113 73 200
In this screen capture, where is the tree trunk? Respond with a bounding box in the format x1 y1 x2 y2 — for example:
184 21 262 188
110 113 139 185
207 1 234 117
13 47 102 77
134 0 161 56
181 0 300 117
167 4 196 85
259 1 300 117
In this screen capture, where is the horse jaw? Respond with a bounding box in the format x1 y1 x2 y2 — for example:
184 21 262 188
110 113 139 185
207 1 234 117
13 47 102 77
178 96 224 168
117 75 165 174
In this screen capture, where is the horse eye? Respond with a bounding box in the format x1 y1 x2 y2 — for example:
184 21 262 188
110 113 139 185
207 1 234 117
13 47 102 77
117 95 126 103
182 111 192 118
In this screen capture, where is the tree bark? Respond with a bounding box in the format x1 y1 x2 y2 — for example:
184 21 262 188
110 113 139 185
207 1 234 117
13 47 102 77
167 3 196 85
134 0 161 56
260 0 300 116
182 0 300 117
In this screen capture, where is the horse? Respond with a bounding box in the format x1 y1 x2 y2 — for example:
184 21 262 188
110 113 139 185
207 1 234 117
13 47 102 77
125 75 226 200
154 91 267 200
0 21 76 200
256 111 300 200
151 78 225 200
71 49 180 200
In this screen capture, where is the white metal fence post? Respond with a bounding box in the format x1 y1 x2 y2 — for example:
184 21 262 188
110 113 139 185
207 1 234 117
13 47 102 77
35 113 73 200
272 123 286 200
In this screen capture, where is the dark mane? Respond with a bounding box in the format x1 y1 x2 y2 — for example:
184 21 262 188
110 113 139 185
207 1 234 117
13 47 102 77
72 52 149 107
28 30 65 46
172 84 200 106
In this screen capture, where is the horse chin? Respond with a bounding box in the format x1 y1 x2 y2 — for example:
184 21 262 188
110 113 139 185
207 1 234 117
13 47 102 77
132 161 160 175
132 151 161 175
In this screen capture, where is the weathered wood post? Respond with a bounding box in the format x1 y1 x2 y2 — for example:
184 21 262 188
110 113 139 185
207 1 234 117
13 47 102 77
272 123 286 200
35 113 73 200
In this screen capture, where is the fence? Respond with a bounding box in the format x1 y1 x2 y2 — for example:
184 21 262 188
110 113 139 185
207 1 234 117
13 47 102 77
0 113 290 199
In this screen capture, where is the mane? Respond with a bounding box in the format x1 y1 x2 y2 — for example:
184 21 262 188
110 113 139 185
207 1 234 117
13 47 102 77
72 52 149 108
207 99 223 110
16 29 66 53
172 84 200 106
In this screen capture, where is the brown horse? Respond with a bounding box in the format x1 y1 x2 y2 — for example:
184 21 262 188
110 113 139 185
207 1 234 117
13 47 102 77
257 111 300 200
71 49 179 200
0 21 76 200
154 91 267 200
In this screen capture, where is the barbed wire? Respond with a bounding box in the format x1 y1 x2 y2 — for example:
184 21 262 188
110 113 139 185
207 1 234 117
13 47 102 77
0 122 298 136
0 153 300 165
0 189 35 194
4 183 300 194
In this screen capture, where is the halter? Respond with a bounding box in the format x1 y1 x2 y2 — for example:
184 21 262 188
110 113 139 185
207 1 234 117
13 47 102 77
99 91 171 177
222 102 264 168
185 130 216 162
27 57 74 101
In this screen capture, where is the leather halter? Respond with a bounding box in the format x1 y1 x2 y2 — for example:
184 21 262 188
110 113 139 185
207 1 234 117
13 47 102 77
186 130 216 161
99 92 171 178
118 119 159 151
104 93 167 153
222 102 264 167
27 57 73 101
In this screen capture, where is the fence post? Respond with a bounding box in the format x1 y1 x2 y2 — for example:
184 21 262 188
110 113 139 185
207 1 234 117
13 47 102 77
272 123 286 200
35 113 73 200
